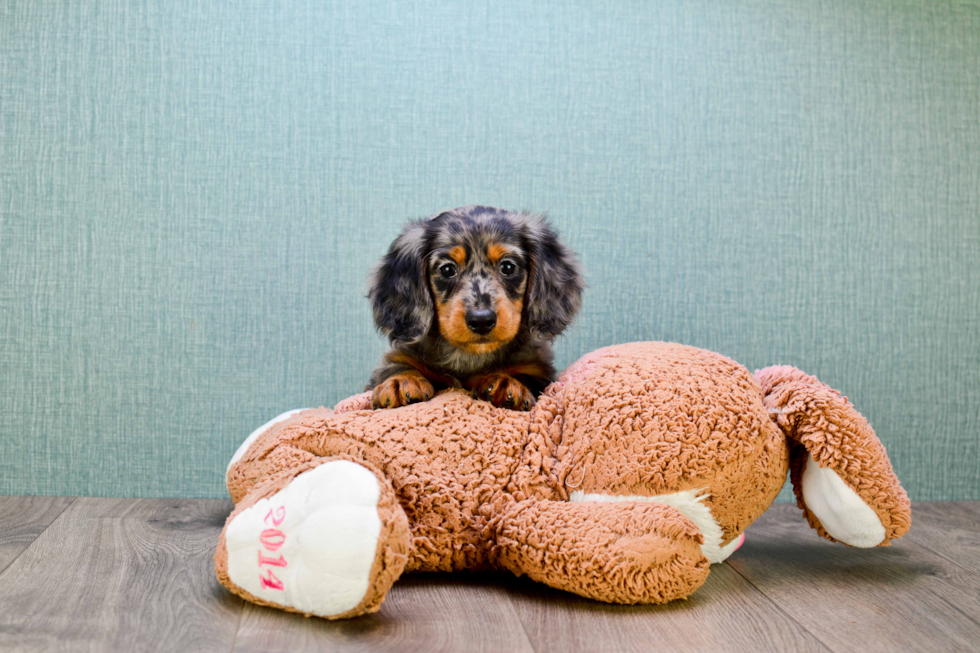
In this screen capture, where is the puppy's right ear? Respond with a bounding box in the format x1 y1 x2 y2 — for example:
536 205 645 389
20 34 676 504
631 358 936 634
368 220 433 344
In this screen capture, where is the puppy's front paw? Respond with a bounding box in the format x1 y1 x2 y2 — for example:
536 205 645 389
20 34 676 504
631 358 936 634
470 374 536 411
371 372 434 409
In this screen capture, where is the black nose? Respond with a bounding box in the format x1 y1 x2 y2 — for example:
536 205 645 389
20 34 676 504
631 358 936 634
465 309 497 335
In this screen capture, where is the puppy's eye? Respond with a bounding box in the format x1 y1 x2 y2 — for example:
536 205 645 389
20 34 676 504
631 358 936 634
499 260 517 276
438 263 457 278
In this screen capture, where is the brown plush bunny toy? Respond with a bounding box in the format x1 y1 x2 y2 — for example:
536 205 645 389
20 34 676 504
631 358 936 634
215 342 910 619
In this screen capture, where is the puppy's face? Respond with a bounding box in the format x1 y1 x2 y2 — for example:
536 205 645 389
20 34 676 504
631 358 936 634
427 220 528 354
369 206 583 351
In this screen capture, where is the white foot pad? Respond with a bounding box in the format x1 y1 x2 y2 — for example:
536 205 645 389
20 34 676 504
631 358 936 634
225 460 383 617
801 453 886 547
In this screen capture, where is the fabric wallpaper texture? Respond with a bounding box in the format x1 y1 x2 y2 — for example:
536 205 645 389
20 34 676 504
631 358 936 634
1 0 978 499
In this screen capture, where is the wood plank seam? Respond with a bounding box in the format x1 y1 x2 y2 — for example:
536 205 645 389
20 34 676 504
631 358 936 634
506 593 539 653
0 496 76 577
723 560 836 652
905 536 980 581
931 590 980 630
227 595 247 653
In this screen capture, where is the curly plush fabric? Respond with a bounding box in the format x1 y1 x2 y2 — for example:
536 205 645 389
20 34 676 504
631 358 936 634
215 342 911 619
755 365 911 545
552 343 789 544
492 499 710 603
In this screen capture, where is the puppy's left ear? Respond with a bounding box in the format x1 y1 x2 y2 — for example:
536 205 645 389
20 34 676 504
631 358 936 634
521 214 584 339
368 220 433 344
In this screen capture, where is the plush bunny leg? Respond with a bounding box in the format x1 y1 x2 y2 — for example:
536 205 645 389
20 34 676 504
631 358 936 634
226 408 310 477
492 499 710 603
225 402 383 504
226 408 336 503
756 366 911 547
215 457 410 619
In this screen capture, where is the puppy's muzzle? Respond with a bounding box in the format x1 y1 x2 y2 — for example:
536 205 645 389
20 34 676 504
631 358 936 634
465 309 497 335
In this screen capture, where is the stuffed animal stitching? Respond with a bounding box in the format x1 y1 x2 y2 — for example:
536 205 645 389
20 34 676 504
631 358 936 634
215 341 910 619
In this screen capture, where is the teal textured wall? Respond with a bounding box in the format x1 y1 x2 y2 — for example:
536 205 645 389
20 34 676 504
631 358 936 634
1 1 978 500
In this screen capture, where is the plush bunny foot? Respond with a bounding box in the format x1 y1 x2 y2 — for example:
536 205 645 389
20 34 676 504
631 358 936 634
215 459 410 619
756 365 911 547
800 453 886 547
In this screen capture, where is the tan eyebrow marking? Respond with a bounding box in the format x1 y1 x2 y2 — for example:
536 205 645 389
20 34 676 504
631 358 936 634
487 243 508 264
447 246 466 266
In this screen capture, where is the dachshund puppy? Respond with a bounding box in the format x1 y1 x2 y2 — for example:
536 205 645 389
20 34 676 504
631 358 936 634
367 205 583 411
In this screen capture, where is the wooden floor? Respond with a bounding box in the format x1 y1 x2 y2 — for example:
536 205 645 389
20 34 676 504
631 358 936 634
0 499 977 653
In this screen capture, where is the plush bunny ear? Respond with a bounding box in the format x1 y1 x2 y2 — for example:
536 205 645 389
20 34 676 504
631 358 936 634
520 213 585 339
368 220 433 344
